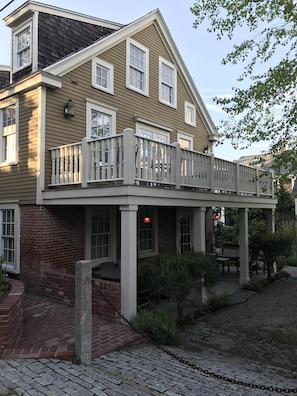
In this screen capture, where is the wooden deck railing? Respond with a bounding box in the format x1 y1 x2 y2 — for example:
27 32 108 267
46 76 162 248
49 128 274 197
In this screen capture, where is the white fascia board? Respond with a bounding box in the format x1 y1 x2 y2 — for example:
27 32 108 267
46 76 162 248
44 9 160 77
0 71 62 101
4 1 123 30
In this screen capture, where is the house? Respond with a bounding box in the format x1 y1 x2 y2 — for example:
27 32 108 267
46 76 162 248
0 1 277 320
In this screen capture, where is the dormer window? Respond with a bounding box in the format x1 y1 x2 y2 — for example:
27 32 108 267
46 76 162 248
13 22 32 72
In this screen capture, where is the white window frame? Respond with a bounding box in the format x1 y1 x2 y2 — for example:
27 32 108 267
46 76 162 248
92 57 114 94
177 132 194 177
177 210 192 253
85 207 116 266
159 57 177 108
0 98 19 166
0 203 20 274
13 21 32 72
184 101 196 126
86 100 117 139
138 207 158 258
126 38 149 96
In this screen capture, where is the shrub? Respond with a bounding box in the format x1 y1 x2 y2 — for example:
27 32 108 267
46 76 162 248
244 277 268 292
131 309 181 346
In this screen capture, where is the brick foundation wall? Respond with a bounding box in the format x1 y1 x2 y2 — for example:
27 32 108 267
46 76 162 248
20 205 85 293
0 279 25 354
40 269 120 320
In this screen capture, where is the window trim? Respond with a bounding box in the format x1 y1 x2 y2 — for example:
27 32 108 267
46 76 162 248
13 20 32 73
92 57 114 95
159 57 177 108
0 203 20 274
85 207 116 267
184 101 196 126
177 132 193 150
138 207 158 258
126 38 149 96
0 97 19 166
86 99 117 139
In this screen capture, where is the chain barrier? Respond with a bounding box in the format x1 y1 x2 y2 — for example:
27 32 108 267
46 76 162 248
98 288 297 394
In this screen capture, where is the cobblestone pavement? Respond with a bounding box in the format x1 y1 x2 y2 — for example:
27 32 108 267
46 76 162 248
1 337 297 396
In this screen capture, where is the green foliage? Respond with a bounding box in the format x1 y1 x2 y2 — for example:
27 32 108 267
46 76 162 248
244 277 268 293
132 309 181 346
286 256 297 267
275 185 295 227
0 256 6 285
190 0 297 171
139 252 220 321
206 294 230 312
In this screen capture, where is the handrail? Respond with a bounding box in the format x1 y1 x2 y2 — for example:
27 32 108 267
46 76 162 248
48 129 274 197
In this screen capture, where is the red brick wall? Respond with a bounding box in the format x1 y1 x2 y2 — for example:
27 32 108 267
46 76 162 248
20 205 85 293
0 279 25 354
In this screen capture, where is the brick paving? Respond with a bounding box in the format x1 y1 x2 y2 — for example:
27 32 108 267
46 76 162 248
1 293 142 361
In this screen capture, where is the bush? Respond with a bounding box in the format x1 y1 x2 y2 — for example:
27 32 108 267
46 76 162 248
244 277 268 292
131 309 181 346
286 256 297 267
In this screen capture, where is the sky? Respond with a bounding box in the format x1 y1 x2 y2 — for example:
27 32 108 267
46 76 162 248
0 0 270 161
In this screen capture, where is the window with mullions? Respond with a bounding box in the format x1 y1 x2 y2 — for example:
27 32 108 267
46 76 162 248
159 57 176 107
139 207 156 255
126 39 149 95
14 23 31 71
185 102 196 126
92 57 114 94
91 109 112 138
0 102 17 164
90 209 111 261
179 213 191 253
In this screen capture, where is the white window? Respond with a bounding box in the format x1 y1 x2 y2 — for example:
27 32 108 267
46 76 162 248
178 132 194 177
13 22 32 71
86 101 116 139
85 208 115 264
159 57 177 107
92 57 114 94
178 212 192 253
0 204 20 274
138 207 157 257
0 99 18 165
126 38 149 95
185 102 196 126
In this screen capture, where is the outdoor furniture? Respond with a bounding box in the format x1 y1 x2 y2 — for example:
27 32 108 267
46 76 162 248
216 244 240 275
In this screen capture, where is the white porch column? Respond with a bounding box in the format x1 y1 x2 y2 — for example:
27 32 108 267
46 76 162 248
266 209 275 234
120 204 138 320
192 207 206 253
238 208 250 285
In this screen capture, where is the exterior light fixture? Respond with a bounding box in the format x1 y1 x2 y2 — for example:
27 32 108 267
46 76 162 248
214 214 220 221
204 145 209 154
143 216 152 224
63 99 75 118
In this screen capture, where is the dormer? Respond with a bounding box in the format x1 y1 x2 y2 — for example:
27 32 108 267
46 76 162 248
4 0 124 83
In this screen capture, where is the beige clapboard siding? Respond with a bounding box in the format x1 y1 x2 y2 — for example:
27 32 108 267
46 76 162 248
44 22 213 185
0 90 39 204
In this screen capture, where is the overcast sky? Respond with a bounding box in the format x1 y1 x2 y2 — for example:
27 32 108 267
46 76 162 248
0 0 270 161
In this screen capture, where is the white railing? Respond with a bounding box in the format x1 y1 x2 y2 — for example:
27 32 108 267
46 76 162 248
49 128 274 197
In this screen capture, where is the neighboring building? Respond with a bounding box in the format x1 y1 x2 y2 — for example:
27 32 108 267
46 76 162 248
0 1 277 319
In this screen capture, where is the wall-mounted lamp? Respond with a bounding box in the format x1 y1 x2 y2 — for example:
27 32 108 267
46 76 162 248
143 216 152 224
204 145 209 154
64 99 75 118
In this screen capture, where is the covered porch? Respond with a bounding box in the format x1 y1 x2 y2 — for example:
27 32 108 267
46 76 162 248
43 129 277 320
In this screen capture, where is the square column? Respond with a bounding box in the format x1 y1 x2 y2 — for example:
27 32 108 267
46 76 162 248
192 207 206 253
239 208 250 285
120 205 138 320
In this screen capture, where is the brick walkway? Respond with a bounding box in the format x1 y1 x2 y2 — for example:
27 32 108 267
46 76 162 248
1 293 142 361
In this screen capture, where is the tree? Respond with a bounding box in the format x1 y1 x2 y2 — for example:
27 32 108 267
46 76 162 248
190 1 297 174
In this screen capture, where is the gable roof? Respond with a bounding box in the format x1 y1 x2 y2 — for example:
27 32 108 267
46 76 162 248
4 1 123 30
44 8 219 141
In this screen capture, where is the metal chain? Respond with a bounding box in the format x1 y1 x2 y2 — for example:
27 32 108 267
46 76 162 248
98 288 297 394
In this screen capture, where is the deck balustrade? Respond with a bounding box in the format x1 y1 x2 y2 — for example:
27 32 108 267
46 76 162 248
49 128 274 197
